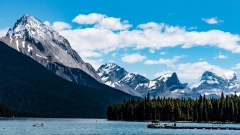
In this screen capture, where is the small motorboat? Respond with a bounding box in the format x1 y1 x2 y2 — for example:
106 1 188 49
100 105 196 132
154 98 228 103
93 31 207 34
33 123 44 127
147 120 161 128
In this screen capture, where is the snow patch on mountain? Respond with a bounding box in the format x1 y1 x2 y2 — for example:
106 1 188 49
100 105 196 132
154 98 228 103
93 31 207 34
156 73 172 82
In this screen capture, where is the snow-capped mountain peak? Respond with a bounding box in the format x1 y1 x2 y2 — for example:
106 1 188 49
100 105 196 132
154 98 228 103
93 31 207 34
220 71 237 81
188 71 240 97
156 73 172 82
3 14 102 82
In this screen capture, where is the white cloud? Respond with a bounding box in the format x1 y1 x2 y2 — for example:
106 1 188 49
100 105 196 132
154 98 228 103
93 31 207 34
111 53 117 57
83 58 103 70
155 61 234 80
72 13 105 24
79 51 102 58
138 22 164 31
199 58 204 61
49 13 240 69
144 55 184 67
122 53 147 63
202 17 223 24
154 70 173 78
134 72 147 77
160 52 166 55
214 54 228 59
95 17 131 31
0 28 9 37
44 21 51 26
109 60 115 63
231 63 240 70
58 21 240 56
44 21 71 31
141 73 147 77
149 49 155 53
73 13 131 31
188 26 197 30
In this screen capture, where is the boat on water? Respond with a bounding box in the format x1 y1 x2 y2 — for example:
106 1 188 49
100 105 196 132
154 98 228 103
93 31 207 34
33 123 44 127
147 121 240 130
147 120 161 128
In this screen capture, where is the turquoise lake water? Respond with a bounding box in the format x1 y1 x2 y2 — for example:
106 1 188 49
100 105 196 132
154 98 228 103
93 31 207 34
1 118 240 135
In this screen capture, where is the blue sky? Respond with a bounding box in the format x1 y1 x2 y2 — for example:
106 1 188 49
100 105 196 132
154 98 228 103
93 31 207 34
1 0 240 83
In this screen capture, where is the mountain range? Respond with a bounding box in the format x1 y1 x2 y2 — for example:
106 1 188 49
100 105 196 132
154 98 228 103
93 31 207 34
0 14 239 118
97 63 189 98
97 63 240 98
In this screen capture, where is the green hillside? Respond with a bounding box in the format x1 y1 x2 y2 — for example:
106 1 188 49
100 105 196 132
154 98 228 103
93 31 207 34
0 41 137 118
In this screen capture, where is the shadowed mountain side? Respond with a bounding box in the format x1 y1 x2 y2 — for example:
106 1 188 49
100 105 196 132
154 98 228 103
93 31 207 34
0 41 138 118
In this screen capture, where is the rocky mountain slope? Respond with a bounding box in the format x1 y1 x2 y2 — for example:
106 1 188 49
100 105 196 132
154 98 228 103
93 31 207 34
1 14 102 87
97 63 187 97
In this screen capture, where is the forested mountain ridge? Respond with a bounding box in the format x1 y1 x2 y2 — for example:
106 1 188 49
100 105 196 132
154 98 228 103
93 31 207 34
0 41 137 118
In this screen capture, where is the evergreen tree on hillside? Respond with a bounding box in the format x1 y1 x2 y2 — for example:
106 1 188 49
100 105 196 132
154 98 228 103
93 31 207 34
107 92 240 122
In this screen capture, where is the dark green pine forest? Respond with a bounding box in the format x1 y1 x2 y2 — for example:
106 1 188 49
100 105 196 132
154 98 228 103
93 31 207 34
107 92 240 122
0 102 13 117
0 41 137 118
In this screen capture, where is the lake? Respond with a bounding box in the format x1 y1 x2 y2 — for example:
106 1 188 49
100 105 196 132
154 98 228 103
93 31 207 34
1 118 240 135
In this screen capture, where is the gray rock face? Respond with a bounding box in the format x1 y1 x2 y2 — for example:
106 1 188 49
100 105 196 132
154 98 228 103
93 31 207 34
2 14 102 84
97 63 187 97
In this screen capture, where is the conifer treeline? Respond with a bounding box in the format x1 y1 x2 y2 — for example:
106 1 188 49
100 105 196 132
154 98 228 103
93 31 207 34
0 102 13 117
107 92 240 122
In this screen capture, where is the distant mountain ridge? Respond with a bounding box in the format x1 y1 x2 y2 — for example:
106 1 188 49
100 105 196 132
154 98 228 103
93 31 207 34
188 71 240 97
97 63 187 97
98 63 240 98
1 14 102 87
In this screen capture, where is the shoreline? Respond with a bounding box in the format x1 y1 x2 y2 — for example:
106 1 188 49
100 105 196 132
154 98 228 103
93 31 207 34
107 120 240 124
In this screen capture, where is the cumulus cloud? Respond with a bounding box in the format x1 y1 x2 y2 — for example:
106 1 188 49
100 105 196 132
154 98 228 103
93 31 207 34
44 21 71 31
231 63 240 70
122 53 147 63
214 54 228 59
202 17 223 24
73 13 131 31
58 21 240 57
155 61 234 80
72 13 105 24
0 28 9 37
149 49 155 53
48 13 240 70
144 55 184 67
